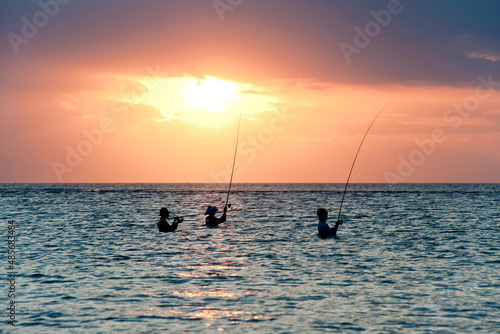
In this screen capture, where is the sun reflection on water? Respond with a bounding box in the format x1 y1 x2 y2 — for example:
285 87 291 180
174 259 249 278
132 306 269 322
170 287 239 299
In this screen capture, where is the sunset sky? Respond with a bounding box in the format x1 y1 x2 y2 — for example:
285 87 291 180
1 0 499 183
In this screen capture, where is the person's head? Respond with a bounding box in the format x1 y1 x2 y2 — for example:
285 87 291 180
159 207 170 219
204 206 218 217
317 208 328 221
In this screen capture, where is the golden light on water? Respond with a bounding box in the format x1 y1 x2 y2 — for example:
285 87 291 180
126 285 269 323
175 264 245 278
131 306 266 322
170 288 238 299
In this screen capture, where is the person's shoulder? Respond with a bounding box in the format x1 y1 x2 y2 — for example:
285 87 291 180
158 218 169 225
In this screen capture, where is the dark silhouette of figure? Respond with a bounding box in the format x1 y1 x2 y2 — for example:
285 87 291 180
157 207 183 232
317 208 342 238
205 206 227 227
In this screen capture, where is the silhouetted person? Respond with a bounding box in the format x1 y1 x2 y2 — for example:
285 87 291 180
317 208 342 238
157 207 183 232
205 206 227 227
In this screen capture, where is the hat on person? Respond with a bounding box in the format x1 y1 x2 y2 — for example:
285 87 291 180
204 206 219 215
159 207 169 216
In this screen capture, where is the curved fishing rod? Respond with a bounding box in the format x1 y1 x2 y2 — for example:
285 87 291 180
225 111 242 209
337 102 393 222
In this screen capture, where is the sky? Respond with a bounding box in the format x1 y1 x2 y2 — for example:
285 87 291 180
1 0 499 183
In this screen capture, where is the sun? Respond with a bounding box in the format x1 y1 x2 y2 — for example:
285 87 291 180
121 75 281 128
183 77 240 112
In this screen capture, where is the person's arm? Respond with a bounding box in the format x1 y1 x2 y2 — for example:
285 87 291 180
159 218 178 232
216 206 227 224
170 217 181 231
330 220 342 236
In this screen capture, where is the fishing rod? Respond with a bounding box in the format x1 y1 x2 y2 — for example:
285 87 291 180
172 208 245 220
225 111 242 209
336 102 393 222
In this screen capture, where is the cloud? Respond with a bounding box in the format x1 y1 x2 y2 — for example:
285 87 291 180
241 89 267 95
467 52 500 62
1 0 500 182
1 0 499 86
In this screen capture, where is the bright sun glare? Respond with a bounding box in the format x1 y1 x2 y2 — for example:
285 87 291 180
183 78 239 113
124 75 279 128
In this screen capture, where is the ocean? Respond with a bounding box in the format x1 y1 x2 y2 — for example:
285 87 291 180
1 183 499 333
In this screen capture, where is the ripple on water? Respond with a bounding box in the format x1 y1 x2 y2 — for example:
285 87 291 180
3 183 500 333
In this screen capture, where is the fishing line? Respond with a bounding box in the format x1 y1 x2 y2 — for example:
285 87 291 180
174 208 244 220
337 102 393 222
225 111 242 209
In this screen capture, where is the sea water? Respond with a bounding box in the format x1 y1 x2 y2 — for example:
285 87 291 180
1 183 499 333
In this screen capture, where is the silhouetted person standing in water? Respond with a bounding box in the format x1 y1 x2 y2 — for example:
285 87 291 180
317 208 342 238
157 207 183 232
205 206 227 227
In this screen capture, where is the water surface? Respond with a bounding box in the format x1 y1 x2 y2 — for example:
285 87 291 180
1 183 499 333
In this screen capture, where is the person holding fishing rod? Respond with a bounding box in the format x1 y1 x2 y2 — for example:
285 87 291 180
205 205 227 227
157 207 183 232
318 103 392 238
317 208 342 238
204 112 241 227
